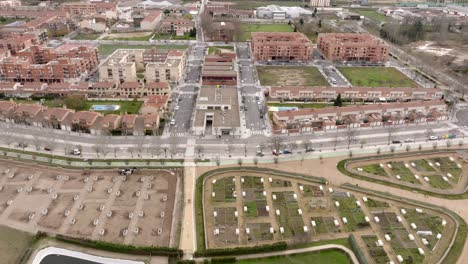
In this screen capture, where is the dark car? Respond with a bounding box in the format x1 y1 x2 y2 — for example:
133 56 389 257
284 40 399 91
392 140 401 144
256 151 264 157
281 149 292 154
305 147 315 153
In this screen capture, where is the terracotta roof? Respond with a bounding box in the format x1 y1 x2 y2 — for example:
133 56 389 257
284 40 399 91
144 95 169 109
71 111 101 126
121 114 137 128
21 82 46 91
119 82 139 89
100 114 121 129
14 104 42 116
0 100 16 113
42 107 74 121
0 82 18 90
143 114 159 128
145 82 168 89
92 82 115 89
142 11 162 23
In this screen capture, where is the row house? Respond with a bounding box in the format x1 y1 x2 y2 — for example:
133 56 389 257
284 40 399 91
0 101 161 136
269 86 444 102
272 100 448 133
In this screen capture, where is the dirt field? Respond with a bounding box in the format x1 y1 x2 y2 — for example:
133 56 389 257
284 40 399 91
257 66 329 87
0 159 181 248
202 170 456 263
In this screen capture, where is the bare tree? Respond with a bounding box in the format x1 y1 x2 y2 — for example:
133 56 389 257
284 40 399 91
127 147 136 158
169 137 178 158
386 126 398 145
32 136 43 151
269 136 284 154
226 144 233 157
149 140 160 158
64 144 73 155
345 128 358 149
288 142 298 152
243 143 247 157
425 128 434 140
332 131 340 150
195 145 204 158
359 139 367 149
44 137 56 153
302 140 312 151
135 136 145 158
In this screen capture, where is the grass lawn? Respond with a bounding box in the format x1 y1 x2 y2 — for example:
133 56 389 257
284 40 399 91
352 9 389 22
152 33 195 40
365 198 389 208
338 67 418 88
362 235 390 263
82 100 142 115
98 44 188 55
257 66 329 87
245 201 258 217
241 23 293 41
72 33 101 40
104 33 153 41
360 164 388 177
208 46 234 54
227 0 305 10
410 159 436 172
0 17 24 25
236 249 351 264
390 161 421 184
0 225 35 264
426 174 452 189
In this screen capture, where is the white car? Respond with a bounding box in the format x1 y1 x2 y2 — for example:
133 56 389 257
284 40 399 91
175 105 179 110
404 138 414 143
72 149 81 155
170 119 176 125
429 136 438 141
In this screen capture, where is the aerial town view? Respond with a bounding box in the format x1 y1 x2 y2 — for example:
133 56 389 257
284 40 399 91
0 0 468 263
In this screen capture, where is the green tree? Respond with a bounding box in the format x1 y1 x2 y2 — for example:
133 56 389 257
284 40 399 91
334 93 343 107
299 18 304 26
64 94 86 111
163 9 170 15
189 28 196 37
318 19 322 28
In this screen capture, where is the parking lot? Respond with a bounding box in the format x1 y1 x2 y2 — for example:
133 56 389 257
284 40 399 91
0 160 181 247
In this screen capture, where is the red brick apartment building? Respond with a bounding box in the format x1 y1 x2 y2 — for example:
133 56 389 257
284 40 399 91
61 2 117 16
251 32 313 62
0 45 98 83
317 33 389 63
202 52 237 86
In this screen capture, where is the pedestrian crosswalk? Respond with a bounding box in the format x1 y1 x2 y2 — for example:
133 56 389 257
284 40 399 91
170 132 188 137
250 130 264 135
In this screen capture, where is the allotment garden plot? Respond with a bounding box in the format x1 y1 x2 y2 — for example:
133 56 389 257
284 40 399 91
347 151 468 193
202 170 456 263
0 159 181 247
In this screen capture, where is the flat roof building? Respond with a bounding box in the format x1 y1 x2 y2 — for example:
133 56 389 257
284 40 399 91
317 33 389 63
194 86 240 137
251 32 313 62
202 52 237 86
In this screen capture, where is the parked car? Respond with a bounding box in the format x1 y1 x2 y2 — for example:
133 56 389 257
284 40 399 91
256 151 264 157
71 149 81 155
392 140 402 144
272 149 280 156
429 136 438 141
170 119 176 125
404 138 414 143
118 167 139 176
305 147 315 153
17 142 28 148
281 149 292 154
174 105 179 110
44 146 52 151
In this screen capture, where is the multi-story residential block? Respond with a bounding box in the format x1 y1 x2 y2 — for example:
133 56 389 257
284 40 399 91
310 0 330 7
0 0 21 9
202 52 237 86
0 45 99 83
194 86 240 137
99 48 186 85
205 4 254 19
0 34 39 55
317 33 389 63
140 11 162 30
272 100 447 133
61 1 117 19
160 18 195 36
251 32 313 62
268 86 444 101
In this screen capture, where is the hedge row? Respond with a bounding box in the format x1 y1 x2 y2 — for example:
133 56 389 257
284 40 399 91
348 234 368 264
55 235 182 257
194 242 287 257
211 257 237 263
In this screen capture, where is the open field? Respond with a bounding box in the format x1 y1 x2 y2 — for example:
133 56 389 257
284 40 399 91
103 32 153 41
338 67 418 88
72 33 101 40
152 33 195 40
208 46 234 55
0 225 34 264
12 99 143 115
98 44 188 55
352 9 389 22
0 159 181 247
347 151 467 193
236 249 352 264
218 0 305 10
199 168 457 263
241 23 293 41
257 66 329 87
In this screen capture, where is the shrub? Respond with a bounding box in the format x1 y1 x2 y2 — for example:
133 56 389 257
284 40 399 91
211 257 236 263
195 242 287 257
55 235 182 257
348 234 368 264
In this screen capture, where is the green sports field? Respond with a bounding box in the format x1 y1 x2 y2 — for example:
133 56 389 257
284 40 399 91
241 24 294 41
338 67 419 88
